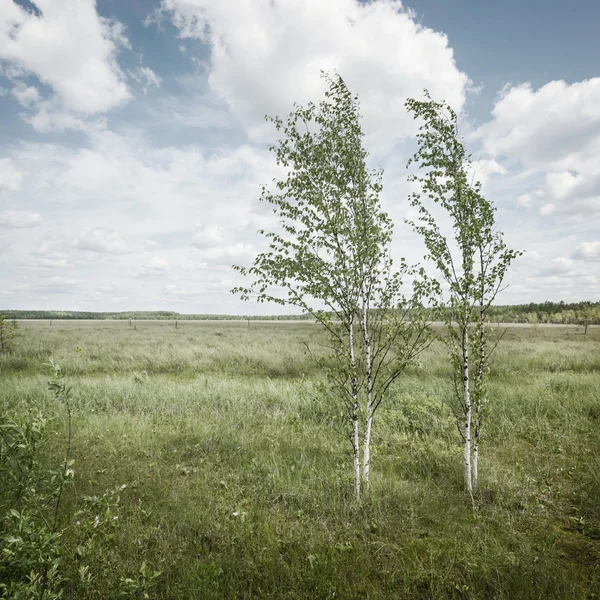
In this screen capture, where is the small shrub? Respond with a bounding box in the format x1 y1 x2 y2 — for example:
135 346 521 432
381 388 455 438
118 561 162 598
0 314 18 353
0 362 160 598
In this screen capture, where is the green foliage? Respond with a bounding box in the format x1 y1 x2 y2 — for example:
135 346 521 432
0 313 18 353
232 72 432 498
405 90 521 492
405 90 521 323
232 71 391 315
383 387 456 439
0 407 67 600
118 562 163 599
486 301 600 324
1 362 161 599
0 509 64 600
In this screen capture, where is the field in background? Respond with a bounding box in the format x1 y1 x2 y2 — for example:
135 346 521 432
2 320 600 599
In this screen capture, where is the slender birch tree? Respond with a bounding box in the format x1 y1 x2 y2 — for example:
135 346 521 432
405 91 521 493
232 73 431 500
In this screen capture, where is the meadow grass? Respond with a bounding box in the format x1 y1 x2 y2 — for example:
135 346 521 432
1 320 599 599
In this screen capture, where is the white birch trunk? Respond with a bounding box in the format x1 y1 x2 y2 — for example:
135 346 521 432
473 407 479 487
360 284 374 489
362 412 373 489
462 324 472 493
473 309 485 488
349 319 361 500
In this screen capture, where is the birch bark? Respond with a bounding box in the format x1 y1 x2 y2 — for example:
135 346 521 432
462 323 472 493
360 283 374 488
473 307 485 488
348 317 361 500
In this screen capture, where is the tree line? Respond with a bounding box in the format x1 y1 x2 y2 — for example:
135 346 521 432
0 310 314 321
3 302 598 324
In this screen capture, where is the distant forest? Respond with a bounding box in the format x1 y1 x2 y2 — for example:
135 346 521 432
3 301 600 325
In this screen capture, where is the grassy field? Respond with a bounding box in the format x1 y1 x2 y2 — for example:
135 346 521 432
1 320 599 599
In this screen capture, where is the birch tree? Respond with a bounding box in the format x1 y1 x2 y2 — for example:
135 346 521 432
405 91 521 493
232 73 431 500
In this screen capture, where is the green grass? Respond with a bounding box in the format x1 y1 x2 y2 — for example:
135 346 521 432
2 320 599 599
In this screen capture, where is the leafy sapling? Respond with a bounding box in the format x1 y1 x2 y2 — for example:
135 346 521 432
405 91 521 493
232 72 432 499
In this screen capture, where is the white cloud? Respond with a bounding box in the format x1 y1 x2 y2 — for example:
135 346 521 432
545 170 580 200
129 66 162 93
0 0 131 125
478 79 600 165
2 93 596 309
156 0 470 154
0 158 22 191
191 224 226 248
27 242 69 268
193 242 254 266
11 82 41 107
72 228 158 255
573 242 600 262
0 209 41 227
136 256 169 277
540 256 572 276
1 2 598 310
476 78 600 219
26 104 91 132
466 157 507 190
150 74 234 129
516 193 535 208
0 131 276 310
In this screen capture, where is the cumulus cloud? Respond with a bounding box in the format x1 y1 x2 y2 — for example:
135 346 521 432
1 1 598 310
572 242 600 262
465 158 507 191
193 242 254 266
0 0 131 127
190 224 226 249
507 246 599 303
539 203 555 216
0 209 41 227
136 256 169 277
476 78 600 219
0 158 22 191
11 82 41 108
155 0 470 153
477 79 600 165
540 256 573 276
72 228 158 255
26 242 69 268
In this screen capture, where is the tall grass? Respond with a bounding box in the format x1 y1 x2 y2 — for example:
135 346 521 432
1 320 599 598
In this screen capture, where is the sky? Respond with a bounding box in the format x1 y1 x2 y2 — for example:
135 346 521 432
0 0 599 314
